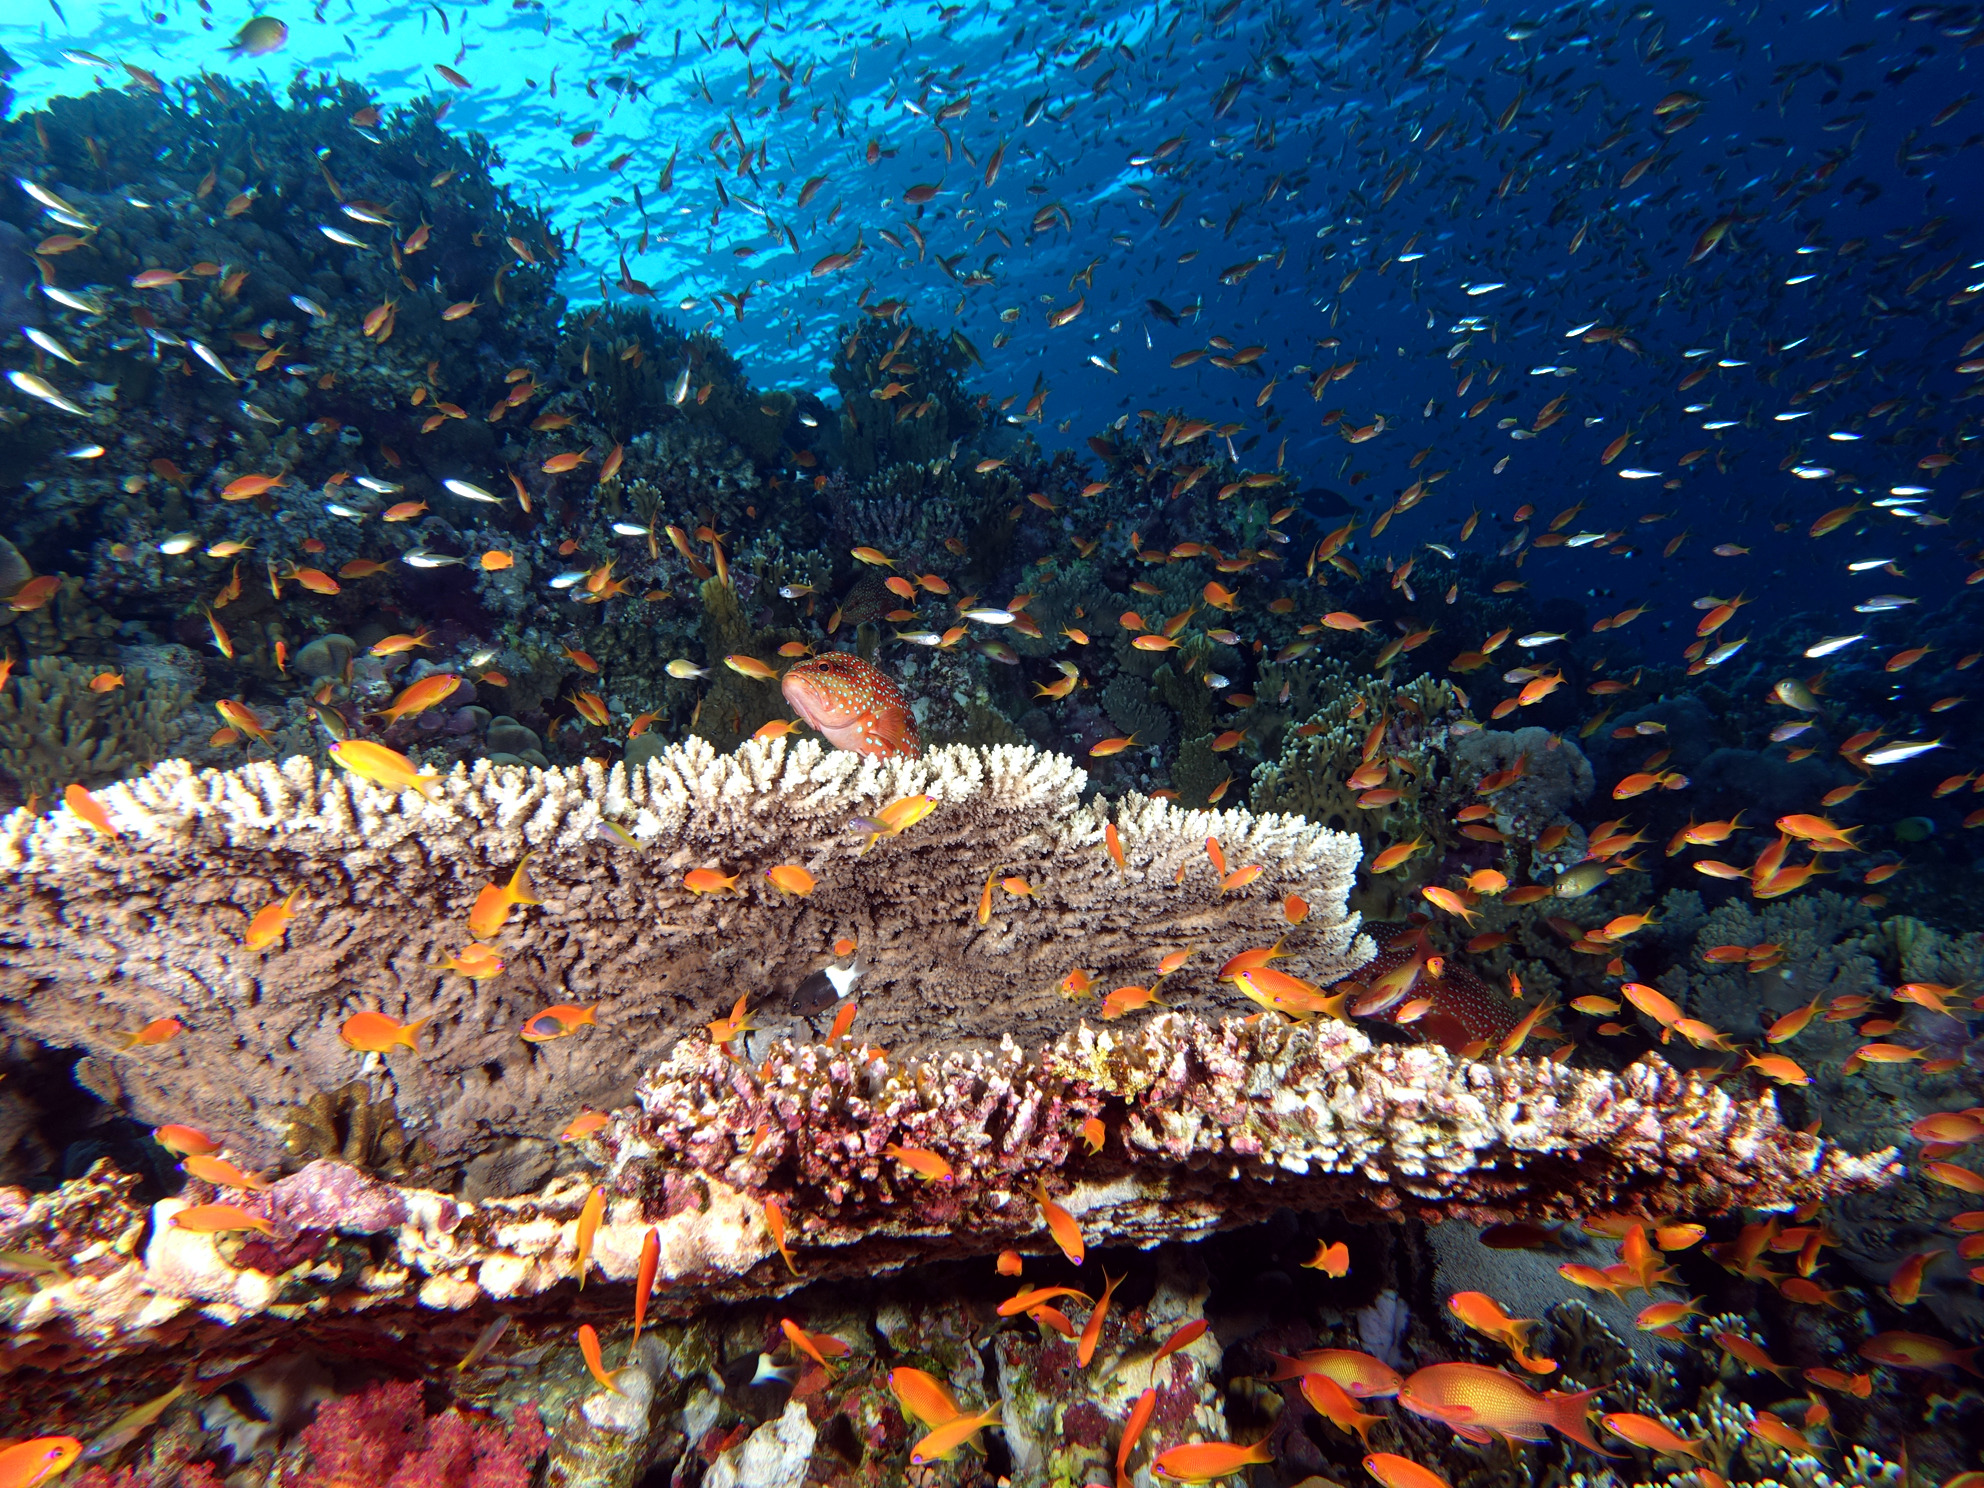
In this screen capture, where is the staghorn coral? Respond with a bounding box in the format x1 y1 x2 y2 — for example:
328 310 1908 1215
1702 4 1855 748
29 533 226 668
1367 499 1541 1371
0 739 1364 1171
0 1017 1898 1368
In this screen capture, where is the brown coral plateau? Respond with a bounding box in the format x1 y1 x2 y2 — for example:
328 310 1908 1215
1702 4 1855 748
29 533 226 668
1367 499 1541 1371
0 1016 1898 1372
0 738 1367 1172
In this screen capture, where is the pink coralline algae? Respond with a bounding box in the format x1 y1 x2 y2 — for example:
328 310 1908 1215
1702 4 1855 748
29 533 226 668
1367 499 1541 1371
295 1379 547 1488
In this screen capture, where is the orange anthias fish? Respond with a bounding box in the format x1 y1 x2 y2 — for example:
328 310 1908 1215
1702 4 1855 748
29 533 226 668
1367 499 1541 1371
468 855 540 940
1265 1348 1404 1397
1034 1180 1085 1265
891 1367 963 1430
1857 1331 1981 1373
522 1004 598 1043
171 1201 274 1235
327 739 444 800
1602 1412 1706 1459
1398 1363 1616 1455
780 652 920 757
340 1011 429 1053
243 888 300 951
1446 1292 1555 1373
1077 1270 1124 1367
1301 1372 1386 1446
1362 1453 1454 1488
909 1404 1002 1465
780 1316 850 1371
1151 1438 1275 1482
375 671 462 724
885 1143 953 1181
0 1438 83 1488
154 1123 221 1157
63 782 118 837
182 1153 271 1191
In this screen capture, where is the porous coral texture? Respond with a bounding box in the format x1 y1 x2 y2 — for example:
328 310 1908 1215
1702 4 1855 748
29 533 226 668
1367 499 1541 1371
0 1015 1898 1366
0 738 1366 1170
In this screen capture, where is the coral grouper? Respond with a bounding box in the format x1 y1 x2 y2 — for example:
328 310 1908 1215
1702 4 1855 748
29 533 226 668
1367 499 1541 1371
781 653 921 758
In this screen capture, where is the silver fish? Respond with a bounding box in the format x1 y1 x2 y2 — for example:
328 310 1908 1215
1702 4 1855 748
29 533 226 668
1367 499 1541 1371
444 478 501 504
189 340 238 382
611 521 648 536
6 369 88 416
403 549 464 568
669 364 691 406
318 224 369 248
355 476 402 493
22 327 80 365
158 533 197 554
64 443 105 459
1803 634 1863 658
289 294 329 318
15 178 78 215
892 631 943 646
1853 595 1916 613
666 659 711 678
42 284 104 314
239 401 282 425
549 570 589 589
1863 740 1942 767
962 608 1015 625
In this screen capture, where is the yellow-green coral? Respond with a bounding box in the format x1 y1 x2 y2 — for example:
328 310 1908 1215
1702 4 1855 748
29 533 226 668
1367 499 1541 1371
0 656 191 803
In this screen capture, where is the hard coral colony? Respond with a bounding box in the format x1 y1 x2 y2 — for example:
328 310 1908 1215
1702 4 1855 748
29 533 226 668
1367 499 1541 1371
0 0 1977 1483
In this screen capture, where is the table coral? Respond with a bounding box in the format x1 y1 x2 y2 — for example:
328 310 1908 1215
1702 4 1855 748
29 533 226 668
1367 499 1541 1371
0 739 1364 1171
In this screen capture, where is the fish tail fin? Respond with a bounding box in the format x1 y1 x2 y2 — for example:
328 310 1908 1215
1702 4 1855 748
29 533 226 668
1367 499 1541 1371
508 853 541 906
1548 1387 1621 1456
401 1016 434 1050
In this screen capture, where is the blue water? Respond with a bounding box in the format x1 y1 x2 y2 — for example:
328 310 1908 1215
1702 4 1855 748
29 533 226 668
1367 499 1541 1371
6 0 1975 639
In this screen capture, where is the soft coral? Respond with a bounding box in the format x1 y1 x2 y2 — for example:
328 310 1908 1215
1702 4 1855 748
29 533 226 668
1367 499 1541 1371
297 1379 548 1488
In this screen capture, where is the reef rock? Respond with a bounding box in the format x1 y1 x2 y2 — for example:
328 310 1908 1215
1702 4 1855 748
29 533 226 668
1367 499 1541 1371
0 1016 1899 1369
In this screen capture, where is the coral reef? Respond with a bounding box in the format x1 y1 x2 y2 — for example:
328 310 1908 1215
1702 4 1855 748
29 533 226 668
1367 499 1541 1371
0 656 192 805
0 1014 1899 1369
1252 669 1467 916
295 1378 547 1488
0 739 1365 1170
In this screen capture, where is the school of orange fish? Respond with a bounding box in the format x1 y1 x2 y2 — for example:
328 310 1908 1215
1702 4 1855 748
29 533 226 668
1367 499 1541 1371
5 0 1983 1470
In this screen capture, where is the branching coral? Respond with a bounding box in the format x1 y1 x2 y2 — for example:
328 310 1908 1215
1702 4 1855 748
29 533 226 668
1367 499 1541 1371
0 656 193 805
0 739 1363 1170
1252 669 1466 916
